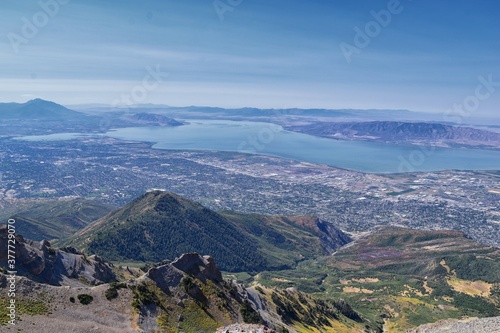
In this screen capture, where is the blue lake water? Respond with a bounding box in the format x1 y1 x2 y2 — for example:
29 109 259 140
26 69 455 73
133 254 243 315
14 132 90 141
16 119 500 173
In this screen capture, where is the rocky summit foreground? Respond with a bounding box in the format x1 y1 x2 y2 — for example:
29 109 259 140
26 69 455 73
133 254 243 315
0 229 368 332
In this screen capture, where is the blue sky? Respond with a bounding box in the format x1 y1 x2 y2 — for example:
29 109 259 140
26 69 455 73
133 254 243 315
0 0 499 117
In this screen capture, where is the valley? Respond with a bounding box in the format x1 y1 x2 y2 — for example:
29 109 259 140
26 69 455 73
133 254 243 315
2 0 499 330
1 137 499 248
253 227 500 331
0 100 499 332
1 192 499 333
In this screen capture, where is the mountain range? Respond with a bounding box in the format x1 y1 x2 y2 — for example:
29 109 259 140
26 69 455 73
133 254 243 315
0 99 187 136
1 191 499 332
3 99 499 151
0 98 499 332
286 121 500 149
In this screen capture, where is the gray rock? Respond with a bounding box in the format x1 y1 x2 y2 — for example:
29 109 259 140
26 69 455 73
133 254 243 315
0 225 116 286
145 263 183 293
171 253 223 283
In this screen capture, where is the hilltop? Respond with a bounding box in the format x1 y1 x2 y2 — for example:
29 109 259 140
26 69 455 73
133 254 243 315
125 112 185 126
0 99 87 120
62 191 351 272
0 99 105 135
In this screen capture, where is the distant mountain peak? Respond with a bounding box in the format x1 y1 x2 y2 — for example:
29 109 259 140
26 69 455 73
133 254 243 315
22 98 67 108
126 112 185 126
0 98 85 120
27 98 50 103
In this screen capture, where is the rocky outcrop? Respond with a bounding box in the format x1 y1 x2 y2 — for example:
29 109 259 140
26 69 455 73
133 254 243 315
171 253 223 282
316 219 352 253
138 253 265 332
216 324 276 333
144 262 184 293
0 226 116 286
144 253 223 294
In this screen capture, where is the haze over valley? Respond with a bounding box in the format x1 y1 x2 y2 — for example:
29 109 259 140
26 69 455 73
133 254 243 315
1 1 499 332
0 98 499 332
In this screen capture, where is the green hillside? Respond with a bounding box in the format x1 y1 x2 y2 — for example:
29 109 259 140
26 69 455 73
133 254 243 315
254 227 500 332
65 191 268 272
63 191 350 272
3 192 499 332
222 211 349 270
0 198 111 241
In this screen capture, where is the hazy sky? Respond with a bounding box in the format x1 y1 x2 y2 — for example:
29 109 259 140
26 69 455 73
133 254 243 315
0 0 499 116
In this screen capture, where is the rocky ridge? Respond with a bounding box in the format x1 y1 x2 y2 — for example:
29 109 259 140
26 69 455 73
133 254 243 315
0 225 115 286
1 228 366 332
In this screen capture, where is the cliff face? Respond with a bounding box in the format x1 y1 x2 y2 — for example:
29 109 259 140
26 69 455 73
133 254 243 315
0 226 115 286
316 219 353 253
171 253 223 282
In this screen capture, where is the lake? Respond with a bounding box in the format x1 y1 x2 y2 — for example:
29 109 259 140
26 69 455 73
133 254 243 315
16 119 500 173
